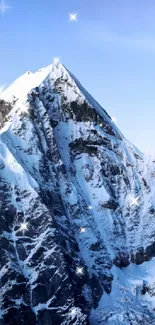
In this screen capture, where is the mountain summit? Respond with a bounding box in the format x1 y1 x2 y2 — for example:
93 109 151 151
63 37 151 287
0 62 155 325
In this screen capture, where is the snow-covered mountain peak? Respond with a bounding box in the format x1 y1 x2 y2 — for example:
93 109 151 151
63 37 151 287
1 61 84 115
1 61 114 129
48 61 70 79
1 62 61 103
1 62 155 324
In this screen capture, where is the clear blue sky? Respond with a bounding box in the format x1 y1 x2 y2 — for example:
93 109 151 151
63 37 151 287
1 0 155 155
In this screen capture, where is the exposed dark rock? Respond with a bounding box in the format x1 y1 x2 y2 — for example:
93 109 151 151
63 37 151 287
145 241 155 261
70 100 97 122
0 99 13 128
142 177 149 189
149 207 155 215
113 252 130 268
131 247 145 264
102 199 119 210
110 165 122 176
90 242 102 251
141 281 148 295
131 243 155 265
89 274 103 307
102 273 113 294
69 138 98 156
3 305 36 325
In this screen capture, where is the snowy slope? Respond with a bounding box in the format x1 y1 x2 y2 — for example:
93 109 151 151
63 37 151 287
1 65 54 102
1 61 155 324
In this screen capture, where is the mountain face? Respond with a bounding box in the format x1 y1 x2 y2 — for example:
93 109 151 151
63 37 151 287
1 62 155 325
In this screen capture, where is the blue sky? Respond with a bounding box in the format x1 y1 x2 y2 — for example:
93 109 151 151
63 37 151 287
1 0 155 154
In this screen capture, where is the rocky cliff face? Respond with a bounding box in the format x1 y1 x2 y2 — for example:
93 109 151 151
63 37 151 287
0 99 13 128
0 62 155 324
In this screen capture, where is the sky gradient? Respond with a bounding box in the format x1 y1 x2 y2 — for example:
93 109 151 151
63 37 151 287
1 0 155 155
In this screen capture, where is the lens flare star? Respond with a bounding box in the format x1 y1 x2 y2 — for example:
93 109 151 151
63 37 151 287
69 13 77 22
88 205 92 210
19 222 28 232
80 227 86 233
76 267 84 276
70 307 77 317
53 57 60 64
111 117 116 123
0 0 11 15
130 197 139 207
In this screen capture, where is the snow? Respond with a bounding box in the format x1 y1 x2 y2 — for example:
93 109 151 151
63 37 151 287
90 260 155 324
1 61 83 105
1 65 53 103
0 137 38 193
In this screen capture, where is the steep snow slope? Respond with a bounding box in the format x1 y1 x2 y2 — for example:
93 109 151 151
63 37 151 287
1 61 155 324
1 65 54 102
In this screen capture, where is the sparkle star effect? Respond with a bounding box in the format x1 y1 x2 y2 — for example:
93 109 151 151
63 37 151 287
69 13 77 22
0 0 11 15
111 117 116 123
76 267 84 276
70 307 77 317
80 227 86 233
53 57 60 64
88 205 92 210
130 197 139 207
19 222 28 232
